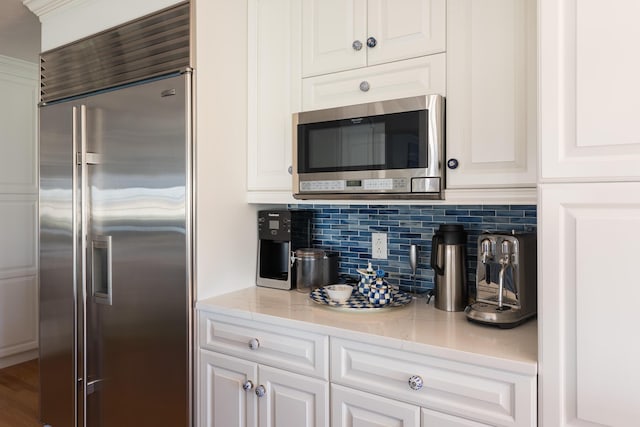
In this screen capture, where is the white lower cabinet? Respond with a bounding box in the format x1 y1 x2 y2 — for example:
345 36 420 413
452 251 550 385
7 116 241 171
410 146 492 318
200 349 329 427
198 312 536 427
200 350 258 427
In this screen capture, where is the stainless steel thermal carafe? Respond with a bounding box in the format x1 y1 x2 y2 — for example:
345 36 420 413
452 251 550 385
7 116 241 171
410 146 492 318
430 224 467 311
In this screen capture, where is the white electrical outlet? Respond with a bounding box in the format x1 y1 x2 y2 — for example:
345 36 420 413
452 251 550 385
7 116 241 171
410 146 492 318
372 232 388 260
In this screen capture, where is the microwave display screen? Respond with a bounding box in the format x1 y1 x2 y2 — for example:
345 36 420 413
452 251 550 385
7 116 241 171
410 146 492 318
297 110 427 173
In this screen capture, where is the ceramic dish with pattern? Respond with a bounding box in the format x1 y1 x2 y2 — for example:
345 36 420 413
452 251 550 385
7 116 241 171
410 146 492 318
309 287 413 311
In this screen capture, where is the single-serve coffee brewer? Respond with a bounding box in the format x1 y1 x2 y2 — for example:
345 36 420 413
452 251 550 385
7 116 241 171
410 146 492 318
465 231 537 328
256 210 312 290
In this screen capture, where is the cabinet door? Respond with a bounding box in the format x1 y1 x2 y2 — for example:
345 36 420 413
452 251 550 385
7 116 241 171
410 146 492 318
301 0 367 77
247 0 298 192
332 384 420 427
422 408 493 427
367 0 445 66
199 350 258 427
539 183 640 426
540 0 640 181
445 0 537 188
258 365 329 427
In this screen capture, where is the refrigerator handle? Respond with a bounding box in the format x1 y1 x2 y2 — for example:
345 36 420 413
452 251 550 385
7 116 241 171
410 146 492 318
91 236 113 305
79 104 88 427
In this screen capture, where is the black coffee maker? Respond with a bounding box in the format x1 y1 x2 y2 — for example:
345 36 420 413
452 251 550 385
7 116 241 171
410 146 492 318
430 224 467 311
256 209 312 290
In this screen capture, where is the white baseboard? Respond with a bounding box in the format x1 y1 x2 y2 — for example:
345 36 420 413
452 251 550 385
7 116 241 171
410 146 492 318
0 348 38 369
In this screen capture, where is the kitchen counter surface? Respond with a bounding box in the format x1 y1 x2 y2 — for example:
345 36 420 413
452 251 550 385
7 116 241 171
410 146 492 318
197 286 538 376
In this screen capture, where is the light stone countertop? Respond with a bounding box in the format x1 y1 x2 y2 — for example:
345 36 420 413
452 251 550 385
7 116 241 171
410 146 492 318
197 286 538 376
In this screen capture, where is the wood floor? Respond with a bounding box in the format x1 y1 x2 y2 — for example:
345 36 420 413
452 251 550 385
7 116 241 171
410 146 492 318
0 359 40 427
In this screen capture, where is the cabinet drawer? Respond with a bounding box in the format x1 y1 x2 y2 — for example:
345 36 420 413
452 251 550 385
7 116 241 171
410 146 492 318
302 54 445 111
331 337 535 427
199 312 328 379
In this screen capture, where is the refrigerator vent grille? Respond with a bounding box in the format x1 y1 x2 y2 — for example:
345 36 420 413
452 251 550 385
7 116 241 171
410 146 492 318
40 2 190 103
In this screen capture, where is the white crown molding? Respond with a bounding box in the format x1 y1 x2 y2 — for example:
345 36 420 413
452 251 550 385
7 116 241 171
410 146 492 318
0 54 38 78
22 0 85 18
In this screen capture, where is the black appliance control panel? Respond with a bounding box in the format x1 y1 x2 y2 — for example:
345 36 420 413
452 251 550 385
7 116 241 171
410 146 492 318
258 210 312 243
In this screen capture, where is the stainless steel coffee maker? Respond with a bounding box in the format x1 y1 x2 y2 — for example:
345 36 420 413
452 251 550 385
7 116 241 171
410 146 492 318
465 231 537 328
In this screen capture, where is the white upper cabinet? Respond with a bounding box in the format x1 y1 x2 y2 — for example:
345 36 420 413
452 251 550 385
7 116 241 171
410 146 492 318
540 0 640 181
247 0 300 195
445 0 537 189
301 0 446 78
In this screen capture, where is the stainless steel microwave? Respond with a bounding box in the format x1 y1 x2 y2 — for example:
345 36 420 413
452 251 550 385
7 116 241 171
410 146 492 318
292 95 444 199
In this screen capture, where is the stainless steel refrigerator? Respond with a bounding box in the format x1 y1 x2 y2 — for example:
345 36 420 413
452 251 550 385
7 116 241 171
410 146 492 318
39 70 193 426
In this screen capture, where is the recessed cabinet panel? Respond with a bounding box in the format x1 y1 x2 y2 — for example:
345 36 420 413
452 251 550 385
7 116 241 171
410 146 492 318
301 0 367 77
0 57 38 194
540 0 640 180
367 0 445 66
302 54 445 111
331 337 535 426
199 350 259 427
247 0 298 192
539 182 640 426
259 365 329 427
0 198 37 278
331 384 420 427
199 312 329 379
0 275 37 358
422 408 493 427
446 0 536 188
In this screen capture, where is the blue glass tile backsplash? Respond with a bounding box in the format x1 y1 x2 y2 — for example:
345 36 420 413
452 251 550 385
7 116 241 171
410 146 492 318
289 204 537 293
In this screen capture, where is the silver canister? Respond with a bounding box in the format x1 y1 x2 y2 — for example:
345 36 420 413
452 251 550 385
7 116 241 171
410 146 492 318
293 249 338 292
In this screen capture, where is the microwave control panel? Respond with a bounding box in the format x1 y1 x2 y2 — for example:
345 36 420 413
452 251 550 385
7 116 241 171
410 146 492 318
299 178 409 192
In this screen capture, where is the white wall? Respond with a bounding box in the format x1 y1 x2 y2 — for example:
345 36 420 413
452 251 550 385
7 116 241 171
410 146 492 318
194 0 259 300
0 55 39 368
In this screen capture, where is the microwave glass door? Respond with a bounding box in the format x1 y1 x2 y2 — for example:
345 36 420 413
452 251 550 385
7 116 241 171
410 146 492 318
297 110 427 173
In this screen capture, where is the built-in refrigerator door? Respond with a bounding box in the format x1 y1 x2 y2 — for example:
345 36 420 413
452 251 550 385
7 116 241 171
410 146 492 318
39 100 79 427
81 73 192 427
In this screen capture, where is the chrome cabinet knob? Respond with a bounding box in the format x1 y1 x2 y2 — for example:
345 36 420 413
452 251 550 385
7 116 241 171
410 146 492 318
242 380 254 391
359 81 370 92
408 375 423 391
255 385 266 398
367 37 377 48
288 165 293 175
447 158 459 169
352 40 363 51
248 338 260 350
